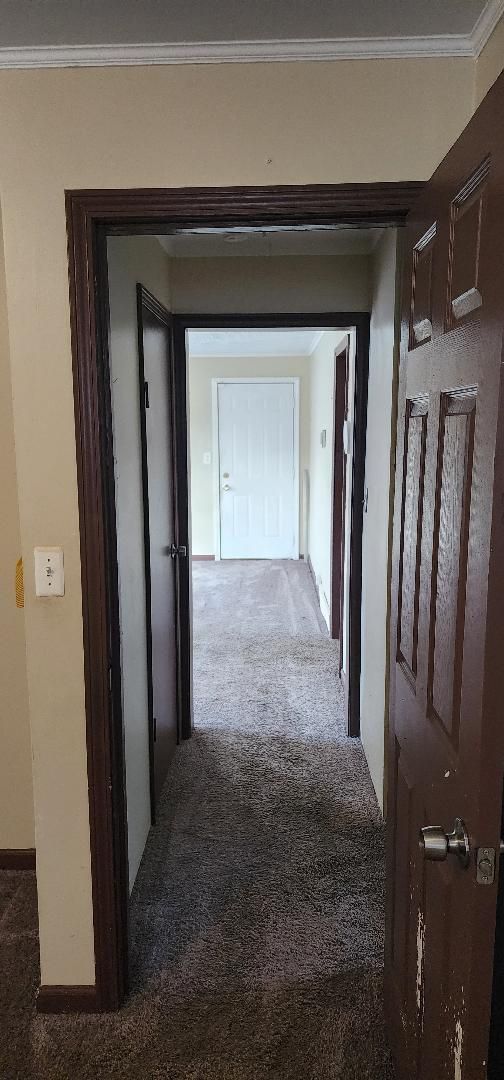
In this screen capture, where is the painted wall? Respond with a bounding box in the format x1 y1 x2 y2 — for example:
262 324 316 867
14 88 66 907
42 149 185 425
0 56 475 985
306 331 348 629
107 236 172 891
475 14 504 106
189 353 310 557
360 230 400 814
171 255 370 314
0 210 34 851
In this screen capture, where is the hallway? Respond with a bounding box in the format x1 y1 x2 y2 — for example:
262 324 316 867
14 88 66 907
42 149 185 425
127 559 392 1077
6 560 392 1078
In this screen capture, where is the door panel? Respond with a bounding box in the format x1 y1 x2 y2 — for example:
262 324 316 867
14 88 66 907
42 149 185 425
217 381 297 559
138 287 179 813
386 71 504 1079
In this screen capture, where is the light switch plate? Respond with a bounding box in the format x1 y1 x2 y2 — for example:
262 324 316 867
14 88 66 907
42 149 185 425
34 547 65 597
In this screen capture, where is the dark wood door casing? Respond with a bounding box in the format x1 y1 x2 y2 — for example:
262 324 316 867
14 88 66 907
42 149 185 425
65 182 420 1012
330 339 349 642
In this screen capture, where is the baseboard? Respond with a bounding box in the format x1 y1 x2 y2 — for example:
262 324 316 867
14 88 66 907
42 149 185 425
192 554 215 561
0 848 36 870
37 985 100 1014
307 554 318 595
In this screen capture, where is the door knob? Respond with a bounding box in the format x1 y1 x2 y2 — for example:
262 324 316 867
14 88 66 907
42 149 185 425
222 483 232 492
420 817 470 868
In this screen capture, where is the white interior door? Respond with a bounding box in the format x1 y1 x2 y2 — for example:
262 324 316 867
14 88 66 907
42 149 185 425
217 380 298 559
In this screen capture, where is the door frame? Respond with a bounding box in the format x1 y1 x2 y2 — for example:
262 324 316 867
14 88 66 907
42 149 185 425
64 181 421 1012
211 376 300 560
330 337 350 641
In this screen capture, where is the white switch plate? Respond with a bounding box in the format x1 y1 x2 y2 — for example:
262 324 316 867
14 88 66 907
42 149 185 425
34 547 65 597
203 451 211 465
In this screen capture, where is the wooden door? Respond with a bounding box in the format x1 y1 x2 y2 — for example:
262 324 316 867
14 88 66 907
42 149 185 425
217 380 298 559
138 286 179 814
386 72 504 1079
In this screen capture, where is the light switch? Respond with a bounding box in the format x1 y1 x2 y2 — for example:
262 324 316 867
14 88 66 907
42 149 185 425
203 451 211 465
34 547 65 597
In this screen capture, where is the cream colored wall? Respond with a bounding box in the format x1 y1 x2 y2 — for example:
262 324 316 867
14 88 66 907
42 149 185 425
306 331 348 629
172 255 370 314
189 354 310 556
0 210 34 851
107 236 171 892
475 14 504 106
0 56 475 986
360 230 400 814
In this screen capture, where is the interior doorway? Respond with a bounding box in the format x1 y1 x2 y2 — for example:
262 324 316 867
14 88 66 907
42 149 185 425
65 183 415 1014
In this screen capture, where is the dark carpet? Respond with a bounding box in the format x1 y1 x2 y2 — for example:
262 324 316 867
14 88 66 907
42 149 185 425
1 560 394 1079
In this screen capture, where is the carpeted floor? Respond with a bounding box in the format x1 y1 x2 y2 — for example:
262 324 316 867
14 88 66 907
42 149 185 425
1 559 393 1079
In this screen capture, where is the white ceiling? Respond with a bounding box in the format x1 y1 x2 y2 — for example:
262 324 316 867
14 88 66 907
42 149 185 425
158 228 382 260
0 0 501 66
188 329 326 359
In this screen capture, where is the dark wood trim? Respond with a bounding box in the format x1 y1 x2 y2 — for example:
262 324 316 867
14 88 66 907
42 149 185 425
347 316 370 736
330 339 350 640
66 202 129 1013
192 555 215 561
0 848 36 870
176 309 369 740
37 986 99 1014
171 319 193 742
67 183 423 233
65 181 420 1014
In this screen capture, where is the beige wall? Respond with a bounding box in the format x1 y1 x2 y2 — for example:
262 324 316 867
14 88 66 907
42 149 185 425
0 56 476 986
108 236 171 891
475 14 504 106
306 331 348 628
189 353 310 557
172 255 370 314
0 210 34 851
360 230 400 813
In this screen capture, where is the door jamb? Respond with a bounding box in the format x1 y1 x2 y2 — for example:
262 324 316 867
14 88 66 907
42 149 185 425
64 181 421 1013
210 375 300 560
330 338 350 640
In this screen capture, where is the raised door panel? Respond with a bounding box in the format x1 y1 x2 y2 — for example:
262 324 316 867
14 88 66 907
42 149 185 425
397 397 428 688
446 160 489 328
410 224 437 348
428 389 476 748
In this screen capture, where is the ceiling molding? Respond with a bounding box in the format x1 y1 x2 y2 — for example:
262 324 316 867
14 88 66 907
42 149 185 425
470 0 504 52
1 6 503 71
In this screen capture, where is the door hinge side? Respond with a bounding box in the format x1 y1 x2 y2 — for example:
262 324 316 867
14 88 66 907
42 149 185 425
144 380 150 409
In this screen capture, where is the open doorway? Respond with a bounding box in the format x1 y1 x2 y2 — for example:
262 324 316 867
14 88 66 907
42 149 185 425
67 185 407 1046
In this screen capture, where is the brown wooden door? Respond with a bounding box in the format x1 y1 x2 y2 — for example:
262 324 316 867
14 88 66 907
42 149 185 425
331 338 349 646
386 71 504 1079
138 285 179 815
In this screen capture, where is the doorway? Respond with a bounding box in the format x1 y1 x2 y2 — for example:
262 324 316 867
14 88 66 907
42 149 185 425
65 183 416 1012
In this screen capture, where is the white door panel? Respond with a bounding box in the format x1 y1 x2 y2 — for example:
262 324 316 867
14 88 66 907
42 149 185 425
217 381 297 559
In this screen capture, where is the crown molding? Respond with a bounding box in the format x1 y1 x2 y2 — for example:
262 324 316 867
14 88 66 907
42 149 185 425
0 3 502 70
470 0 504 53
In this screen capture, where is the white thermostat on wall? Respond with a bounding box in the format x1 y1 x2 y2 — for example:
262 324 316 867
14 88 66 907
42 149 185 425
34 547 65 597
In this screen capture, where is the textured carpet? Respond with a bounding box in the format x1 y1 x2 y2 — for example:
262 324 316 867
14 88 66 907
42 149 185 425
1 559 393 1079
